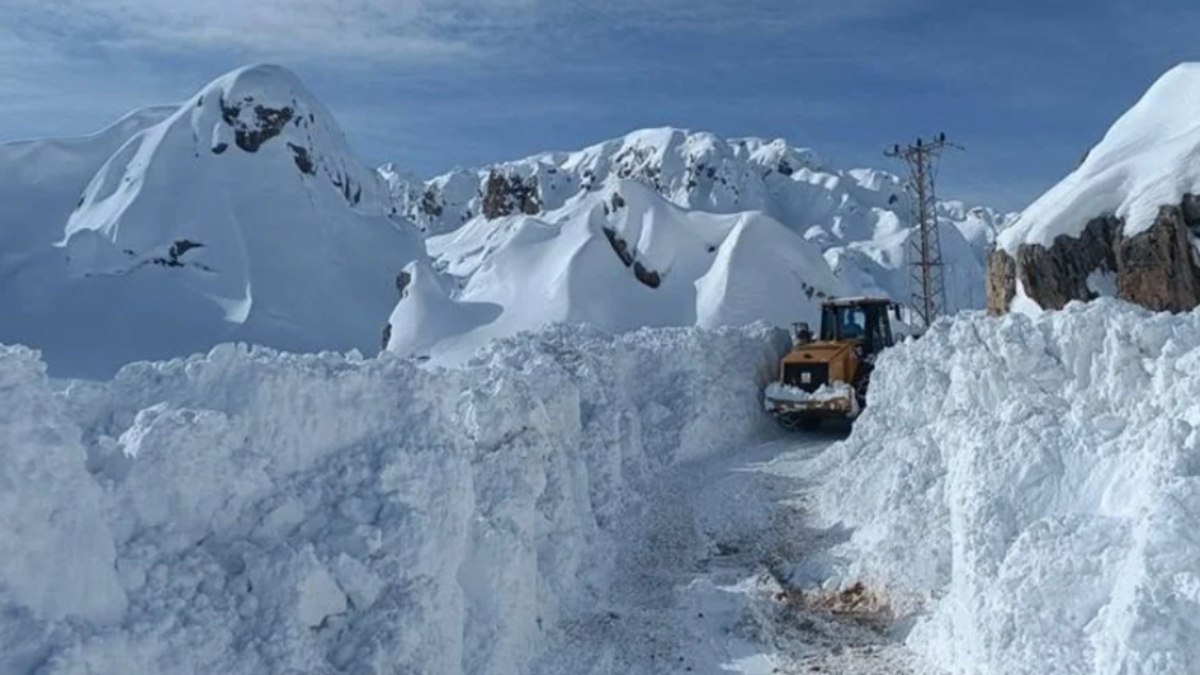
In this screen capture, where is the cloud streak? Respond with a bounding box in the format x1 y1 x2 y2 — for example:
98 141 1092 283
8 0 517 64
7 0 923 66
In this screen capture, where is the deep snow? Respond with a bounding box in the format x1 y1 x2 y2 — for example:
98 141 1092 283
8 280 1198 674
386 179 844 363
0 323 803 674
999 62 1200 251
382 128 1012 362
807 299 1200 674
1 65 1009 379
0 65 420 378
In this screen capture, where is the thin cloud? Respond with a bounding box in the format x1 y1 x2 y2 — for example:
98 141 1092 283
5 0 539 65
5 0 925 66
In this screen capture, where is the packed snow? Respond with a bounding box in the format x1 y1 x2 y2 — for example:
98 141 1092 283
0 64 420 378
0 323 804 674
999 62 1200 251
763 381 856 407
805 298 1200 674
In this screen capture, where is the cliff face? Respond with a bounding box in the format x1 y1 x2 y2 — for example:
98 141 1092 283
1116 196 1200 311
987 196 1200 314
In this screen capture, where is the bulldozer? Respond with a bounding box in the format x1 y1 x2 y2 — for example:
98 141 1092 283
764 297 904 431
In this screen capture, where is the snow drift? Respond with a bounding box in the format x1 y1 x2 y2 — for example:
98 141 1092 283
0 64 420 378
386 179 843 362
0 323 788 675
809 299 1200 674
382 128 1012 362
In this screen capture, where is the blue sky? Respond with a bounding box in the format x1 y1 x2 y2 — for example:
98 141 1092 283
3 0 1198 212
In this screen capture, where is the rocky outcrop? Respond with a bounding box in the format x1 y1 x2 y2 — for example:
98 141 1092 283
1115 197 1200 311
218 97 294 153
481 171 541 219
987 196 1200 314
985 249 1016 314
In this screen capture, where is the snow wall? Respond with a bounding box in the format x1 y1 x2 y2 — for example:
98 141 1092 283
812 298 1200 674
0 323 789 675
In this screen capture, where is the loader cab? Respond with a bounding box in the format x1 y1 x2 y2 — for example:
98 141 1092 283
818 298 899 358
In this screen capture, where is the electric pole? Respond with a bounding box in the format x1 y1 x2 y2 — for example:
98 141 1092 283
885 133 961 330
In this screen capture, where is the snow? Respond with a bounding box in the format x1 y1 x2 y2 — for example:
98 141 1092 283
2 65 1010 380
999 63 1200 251
384 127 1012 361
763 381 855 407
0 322 793 674
532 437 940 675
384 136 1013 362
806 298 1200 674
387 180 844 363
0 64 420 378
0 347 126 628
1087 269 1118 298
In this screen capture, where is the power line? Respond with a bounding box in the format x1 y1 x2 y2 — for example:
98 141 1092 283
885 133 962 330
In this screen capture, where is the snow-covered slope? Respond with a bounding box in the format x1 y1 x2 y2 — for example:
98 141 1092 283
0 323 787 674
988 63 1200 316
0 65 420 378
387 179 844 362
808 299 1200 674
1000 63 1200 251
382 128 1012 361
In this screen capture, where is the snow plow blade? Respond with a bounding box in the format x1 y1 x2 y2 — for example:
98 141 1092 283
763 382 859 430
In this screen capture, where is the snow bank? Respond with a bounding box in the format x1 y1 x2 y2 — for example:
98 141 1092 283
810 299 1200 674
0 323 788 674
999 63 1200 250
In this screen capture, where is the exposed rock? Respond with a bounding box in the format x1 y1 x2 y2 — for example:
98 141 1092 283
420 188 443 217
602 227 635 267
219 97 294 153
633 261 661 288
1019 216 1118 311
1115 201 1200 311
988 195 1200 314
287 143 315 175
481 171 541 219
985 249 1016 316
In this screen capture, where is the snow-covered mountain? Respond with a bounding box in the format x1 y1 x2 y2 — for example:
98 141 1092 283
380 128 1013 361
1 64 1011 376
0 65 420 377
989 63 1200 314
385 179 844 362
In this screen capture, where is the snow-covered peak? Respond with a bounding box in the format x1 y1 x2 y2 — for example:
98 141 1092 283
386 127 841 235
1 64 422 377
66 64 390 257
382 127 1014 336
999 62 1200 251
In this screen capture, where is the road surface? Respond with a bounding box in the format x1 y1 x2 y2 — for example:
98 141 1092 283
533 431 942 674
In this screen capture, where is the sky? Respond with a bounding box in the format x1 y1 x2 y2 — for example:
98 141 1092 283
2 0 1199 212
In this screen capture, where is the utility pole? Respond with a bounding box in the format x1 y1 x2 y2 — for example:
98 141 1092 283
885 133 961 330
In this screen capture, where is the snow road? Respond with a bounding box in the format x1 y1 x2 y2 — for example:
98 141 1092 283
532 432 941 675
